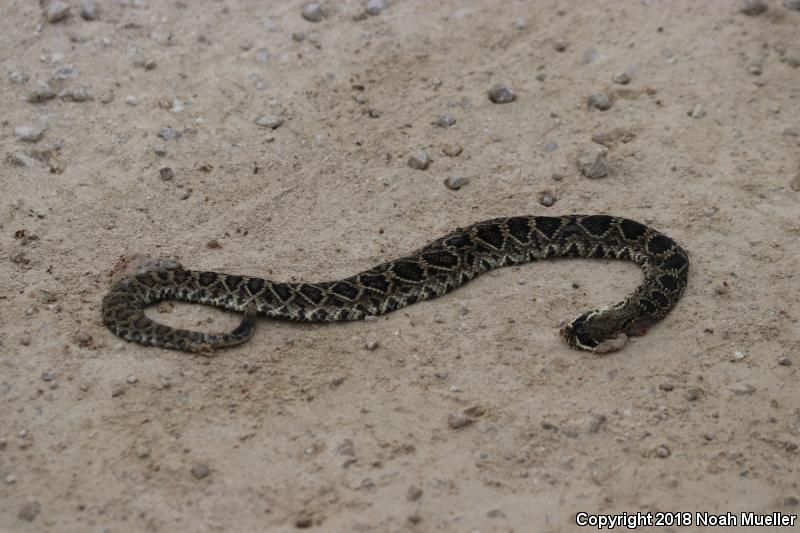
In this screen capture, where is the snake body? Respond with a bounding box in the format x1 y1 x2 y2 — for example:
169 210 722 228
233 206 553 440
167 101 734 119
102 215 688 353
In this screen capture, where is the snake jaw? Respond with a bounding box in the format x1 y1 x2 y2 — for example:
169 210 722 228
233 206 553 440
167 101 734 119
560 309 631 353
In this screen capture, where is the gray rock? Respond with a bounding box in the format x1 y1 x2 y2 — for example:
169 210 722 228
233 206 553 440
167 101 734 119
407 151 430 170
488 82 516 104
442 143 462 157
686 388 703 401
553 40 568 52
588 92 612 110
255 48 270 63
582 48 598 64
406 485 423 501
45 1 71 23
65 86 90 102
41 371 56 382
655 445 671 458
448 412 472 429
730 382 756 395
191 463 210 479
7 152 36 167
539 192 556 207
612 72 631 85
778 356 791 366
159 167 175 181
782 127 800 137
126 95 138 106
741 0 768 14
53 65 75 80
14 126 43 143
9 71 28 84
27 82 57 103
157 127 182 141
80 0 99 20
255 115 283 129
364 338 379 351
689 103 706 119
150 27 174 45
19 502 41 522
366 0 390 16
302 3 326 22
135 445 151 458
577 144 609 178
586 414 606 433
784 0 800 10
5 474 16 484
434 114 456 127
154 143 167 156
444 174 469 190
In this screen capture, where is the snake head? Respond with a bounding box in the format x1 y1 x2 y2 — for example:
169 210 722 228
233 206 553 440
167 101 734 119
560 309 630 353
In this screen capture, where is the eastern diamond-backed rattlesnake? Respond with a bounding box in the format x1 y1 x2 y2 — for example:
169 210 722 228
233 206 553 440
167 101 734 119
102 215 688 353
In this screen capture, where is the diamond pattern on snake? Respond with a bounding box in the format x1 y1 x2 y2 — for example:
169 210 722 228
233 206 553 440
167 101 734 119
102 215 689 354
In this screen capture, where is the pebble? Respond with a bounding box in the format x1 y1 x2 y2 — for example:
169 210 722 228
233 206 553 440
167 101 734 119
366 0 390 16
73 331 92 347
778 356 792 366
126 375 138 384
295 513 313 528
785 0 800 10
364 338 379 351
80 0 99 20
159 167 175 181
136 445 151 458
588 92 612 110
255 48 270 63
27 82 57 103
45 1 71 23
9 71 28 84
685 388 702 401
41 371 56 382
434 114 457 128
407 151 430 170
791 174 800 192
125 95 138 106
731 350 746 361
157 127 182 141
111 384 126 397
301 3 325 22
741 0 768 14
612 72 631 85
488 82 516 104
448 412 472 429
14 126 43 143
154 143 167 156
442 143 462 157
783 127 800 137
689 103 706 119
553 40 568 52
7 152 35 167
659 382 674 391
539 192 556 207
354 93 367 104
406 485 423 501
4 474 16 484
444 174 469 190
65 86 90 102
748 63 762 75
191 463 210 479
577 144 609 178
730 382 756 395
18 501 41 522
704 432 716 441
255 115 283 129
655 445 671 458
586 414 606 433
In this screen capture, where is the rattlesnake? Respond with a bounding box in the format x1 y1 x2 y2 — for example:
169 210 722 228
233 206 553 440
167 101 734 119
102 215 688 353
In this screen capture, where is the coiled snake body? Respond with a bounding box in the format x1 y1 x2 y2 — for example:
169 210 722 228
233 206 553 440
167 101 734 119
102 215 688 353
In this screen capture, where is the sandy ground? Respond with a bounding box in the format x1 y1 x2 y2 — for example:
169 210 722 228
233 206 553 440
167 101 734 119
2 0 800 531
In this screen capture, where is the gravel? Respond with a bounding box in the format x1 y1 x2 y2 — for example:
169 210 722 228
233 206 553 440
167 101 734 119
442 143 462 157
741 0 768 14
612 72 631 84
588 91 612 110
444 174 469 190
159 167 175 181
407 151 430 170
434 113 456 127
80 0 98 20
14 126 43 143
366 0 390 16
301 3 326 22
18 501 41 522
255 115 284 129
191 463 210 479
577 143 609 178
27 82 57 103
488 82 516 104
689 103 706 119
45 1 71 23
655 445 671 458
154 143 167 156
157 127 182 141
539 192 556 207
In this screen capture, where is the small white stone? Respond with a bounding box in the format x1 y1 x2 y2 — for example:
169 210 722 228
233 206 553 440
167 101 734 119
126 95 138 106
255 115 284 129
301 3 325 22
4 474 16 484
45 1 71 23
689 103 706 119
444 174 469 190
14 126 43 143
407 151 430 170
126 375 138 384
577 144 609 178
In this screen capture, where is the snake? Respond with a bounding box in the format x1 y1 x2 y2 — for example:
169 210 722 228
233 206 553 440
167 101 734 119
102 215 689 354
